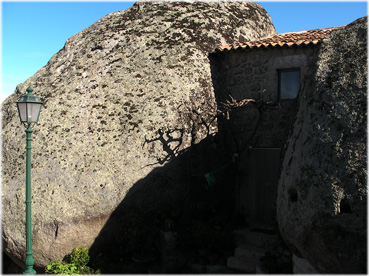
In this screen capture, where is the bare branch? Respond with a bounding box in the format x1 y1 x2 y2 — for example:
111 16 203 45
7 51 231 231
220 95 256 111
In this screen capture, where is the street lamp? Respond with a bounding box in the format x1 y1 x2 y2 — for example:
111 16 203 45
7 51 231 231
16 87 43 275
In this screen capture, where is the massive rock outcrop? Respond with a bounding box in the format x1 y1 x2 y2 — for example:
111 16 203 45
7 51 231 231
1 1 276 268
277 17 367 273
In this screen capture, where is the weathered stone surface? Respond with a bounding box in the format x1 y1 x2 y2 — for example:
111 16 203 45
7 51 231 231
277 17 367 273
292 254 319 274
1 1 276 268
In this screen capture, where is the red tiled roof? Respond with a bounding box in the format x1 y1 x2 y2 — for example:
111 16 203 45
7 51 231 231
216 27 341 52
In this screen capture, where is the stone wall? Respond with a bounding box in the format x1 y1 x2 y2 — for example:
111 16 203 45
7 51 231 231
209 44 318 224
210 45 317 151
211 45 315 103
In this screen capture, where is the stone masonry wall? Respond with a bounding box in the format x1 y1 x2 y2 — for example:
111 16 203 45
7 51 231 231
210 45 317 152
209 44 318 224
211 45 315 103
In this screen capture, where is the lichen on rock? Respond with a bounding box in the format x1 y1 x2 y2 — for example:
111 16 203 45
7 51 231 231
1 1 276 268
277 16 367 273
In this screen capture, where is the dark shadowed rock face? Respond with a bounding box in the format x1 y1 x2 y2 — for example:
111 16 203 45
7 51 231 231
1 1 276 267
277 16 367 273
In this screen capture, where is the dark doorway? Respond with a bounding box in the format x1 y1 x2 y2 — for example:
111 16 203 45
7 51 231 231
241 148 281 227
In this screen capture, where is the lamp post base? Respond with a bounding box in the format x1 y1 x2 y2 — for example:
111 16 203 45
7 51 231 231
23 267 36 275
24 252 36 274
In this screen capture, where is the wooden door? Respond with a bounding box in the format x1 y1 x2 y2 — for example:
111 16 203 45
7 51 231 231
247 148 281 226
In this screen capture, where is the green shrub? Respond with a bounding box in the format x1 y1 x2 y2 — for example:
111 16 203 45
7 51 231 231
70 247 90 267
45 260 78 274
45 247 100 274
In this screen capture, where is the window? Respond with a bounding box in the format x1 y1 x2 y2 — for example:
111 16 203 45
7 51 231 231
278 69 300 100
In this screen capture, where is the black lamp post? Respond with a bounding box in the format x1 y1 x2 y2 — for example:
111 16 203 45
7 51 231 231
16 87 43 274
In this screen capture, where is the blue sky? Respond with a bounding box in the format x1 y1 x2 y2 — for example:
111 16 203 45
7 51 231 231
1 1 367 103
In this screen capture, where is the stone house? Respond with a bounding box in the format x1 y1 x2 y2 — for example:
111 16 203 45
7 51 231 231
209 27 338 227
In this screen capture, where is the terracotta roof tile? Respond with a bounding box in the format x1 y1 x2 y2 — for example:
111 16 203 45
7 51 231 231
215 27 341 52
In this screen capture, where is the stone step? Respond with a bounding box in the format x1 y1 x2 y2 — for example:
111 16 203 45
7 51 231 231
235 244 266 259
227 256 258 273
233 228 279 248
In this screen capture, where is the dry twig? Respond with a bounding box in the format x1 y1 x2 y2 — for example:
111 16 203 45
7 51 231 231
220 95 255 110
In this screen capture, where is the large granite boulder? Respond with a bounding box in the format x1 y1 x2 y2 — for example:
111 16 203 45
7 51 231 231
1 1 276 268
277 17 367 273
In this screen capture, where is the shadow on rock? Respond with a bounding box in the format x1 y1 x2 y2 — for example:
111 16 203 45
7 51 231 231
88 134 239 273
